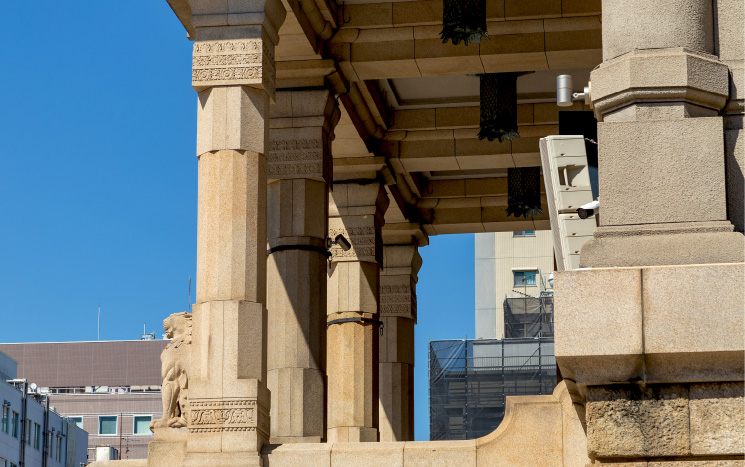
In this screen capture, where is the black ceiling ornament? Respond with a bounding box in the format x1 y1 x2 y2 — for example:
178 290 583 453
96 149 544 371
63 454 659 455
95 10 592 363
506 167 544 219
440 0 489 46
478 72 521 142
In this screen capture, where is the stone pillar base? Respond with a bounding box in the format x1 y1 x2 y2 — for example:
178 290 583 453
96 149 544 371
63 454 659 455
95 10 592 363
147 428 187 467
326 426 379 443
184 451 263 467
580 222 745 267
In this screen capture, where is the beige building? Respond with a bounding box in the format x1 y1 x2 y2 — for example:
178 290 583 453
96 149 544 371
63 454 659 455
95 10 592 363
59 0 744 464
475 230 554 339
0 341 167 462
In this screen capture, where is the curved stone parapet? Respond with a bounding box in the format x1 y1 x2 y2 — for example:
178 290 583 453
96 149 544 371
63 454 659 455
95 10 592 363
259 380 588 467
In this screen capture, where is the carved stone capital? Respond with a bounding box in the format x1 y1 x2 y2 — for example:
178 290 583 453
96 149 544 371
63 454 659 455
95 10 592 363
192 35 276 98
268 89 341 183
329 183 389 265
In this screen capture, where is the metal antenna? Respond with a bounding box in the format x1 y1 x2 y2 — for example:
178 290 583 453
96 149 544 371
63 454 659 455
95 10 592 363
98 305 101 341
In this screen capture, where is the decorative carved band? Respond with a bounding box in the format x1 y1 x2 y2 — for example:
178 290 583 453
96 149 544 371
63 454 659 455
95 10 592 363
192 39 275 96
328 226 381 262
188 399 269 436
268 138 329 181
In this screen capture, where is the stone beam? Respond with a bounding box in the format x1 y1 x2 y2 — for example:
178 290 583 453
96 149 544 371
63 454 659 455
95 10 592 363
389 102 586 132
335 0 600 30
328 16 601 79
383 126 558 174
417 195 551 235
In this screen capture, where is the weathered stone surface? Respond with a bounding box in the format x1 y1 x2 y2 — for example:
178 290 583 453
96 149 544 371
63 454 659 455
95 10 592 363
476 395 563 466
643 263 745 382
648 462 745 467
597 118 726 226
586 385 690 458
689 382 745 455
601 0 714 60
403 440 476 466
554 268 643 384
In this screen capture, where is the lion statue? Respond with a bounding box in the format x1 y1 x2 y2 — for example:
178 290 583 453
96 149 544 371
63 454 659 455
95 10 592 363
150 312 192 431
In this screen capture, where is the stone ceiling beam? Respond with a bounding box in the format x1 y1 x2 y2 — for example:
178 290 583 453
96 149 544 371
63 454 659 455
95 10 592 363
417 195 551 235
389 102 586 131
337 0 600 30
382 125 560 174
328 16 602 79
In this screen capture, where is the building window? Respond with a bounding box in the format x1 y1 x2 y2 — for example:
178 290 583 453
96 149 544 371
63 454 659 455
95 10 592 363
70 416 83 429
26 419 30 445
513 230 535 237
11 412 19 438
33 423 40 450
99 416 118 435
133 416 152 435
56 435 62 461
1 404 8 433
513 270 537 287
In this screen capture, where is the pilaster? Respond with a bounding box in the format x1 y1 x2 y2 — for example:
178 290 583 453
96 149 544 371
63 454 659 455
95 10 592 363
326 182 389 442
266 88 340 444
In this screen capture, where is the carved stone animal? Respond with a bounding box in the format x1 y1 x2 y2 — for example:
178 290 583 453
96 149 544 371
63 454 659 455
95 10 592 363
150 312 192 431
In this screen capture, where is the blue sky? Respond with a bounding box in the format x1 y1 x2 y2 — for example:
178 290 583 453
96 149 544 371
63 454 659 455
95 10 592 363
0 0 475 441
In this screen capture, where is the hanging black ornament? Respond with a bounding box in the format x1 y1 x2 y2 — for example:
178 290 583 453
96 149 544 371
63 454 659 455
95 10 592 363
440 0 489 46
506 167 544 219
478 73 520 142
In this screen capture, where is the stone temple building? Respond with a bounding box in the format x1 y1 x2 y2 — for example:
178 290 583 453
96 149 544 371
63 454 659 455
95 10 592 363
91 0 743 465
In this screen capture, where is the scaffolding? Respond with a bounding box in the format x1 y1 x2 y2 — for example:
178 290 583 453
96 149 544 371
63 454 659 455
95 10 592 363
503 296 554 338
429 337 556 440
429 278 556 441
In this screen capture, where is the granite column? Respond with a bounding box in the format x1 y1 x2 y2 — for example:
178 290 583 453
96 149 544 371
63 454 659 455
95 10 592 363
326 182 389 442
266 88 340 444
184 4 285 466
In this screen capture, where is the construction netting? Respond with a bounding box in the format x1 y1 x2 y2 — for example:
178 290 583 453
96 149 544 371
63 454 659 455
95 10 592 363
503 296 554 338
429 338 556 441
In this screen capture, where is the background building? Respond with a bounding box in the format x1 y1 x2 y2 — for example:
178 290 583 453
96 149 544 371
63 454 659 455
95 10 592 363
475 231 554 339
428 231 556 441
0 350 88 467
0 341 167 462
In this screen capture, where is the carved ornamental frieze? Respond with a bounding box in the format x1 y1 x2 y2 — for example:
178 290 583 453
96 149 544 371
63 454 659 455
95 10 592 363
189 398 270 436
267 137 330 182
328 223 383 265
192 39 275 97
380 276 417 320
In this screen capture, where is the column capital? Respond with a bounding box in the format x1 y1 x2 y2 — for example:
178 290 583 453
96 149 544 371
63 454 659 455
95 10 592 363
329 183 390 265
173 0 287 98
268 88 341 184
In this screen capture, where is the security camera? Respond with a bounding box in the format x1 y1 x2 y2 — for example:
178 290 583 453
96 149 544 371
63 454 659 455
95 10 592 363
326 234 352 251
577 200 599 219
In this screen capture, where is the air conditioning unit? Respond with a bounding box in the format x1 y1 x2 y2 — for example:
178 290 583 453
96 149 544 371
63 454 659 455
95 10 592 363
539 135 597 271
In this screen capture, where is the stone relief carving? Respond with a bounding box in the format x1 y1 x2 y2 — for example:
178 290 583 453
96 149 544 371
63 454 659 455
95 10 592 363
191 39 275 96
150 312 192 431
188 399 269 435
